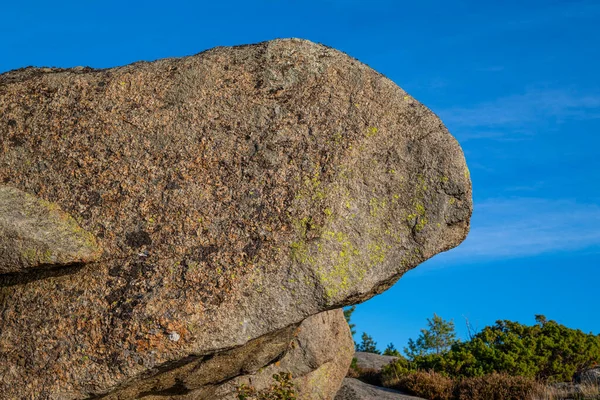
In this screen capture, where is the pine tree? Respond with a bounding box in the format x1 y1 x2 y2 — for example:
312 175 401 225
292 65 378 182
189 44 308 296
356 332 381 354
404 313 457 359
383 343 401 356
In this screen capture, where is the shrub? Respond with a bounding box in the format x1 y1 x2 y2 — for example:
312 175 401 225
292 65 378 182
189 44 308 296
382 370 546 400
387 370 454 400
536 381 600 400
455 373 544 400
402 315 600 383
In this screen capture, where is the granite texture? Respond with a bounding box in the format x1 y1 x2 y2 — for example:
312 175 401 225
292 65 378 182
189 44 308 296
0 38 472 398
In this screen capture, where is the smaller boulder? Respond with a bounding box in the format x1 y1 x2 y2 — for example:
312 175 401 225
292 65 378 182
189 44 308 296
576 366 600 385
354 352 399 372
119 309 354 399
218 309 355 400
335 378 426 400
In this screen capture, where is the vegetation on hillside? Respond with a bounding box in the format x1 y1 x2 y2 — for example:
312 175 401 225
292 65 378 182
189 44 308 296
345 310 600 400
385 314 600 383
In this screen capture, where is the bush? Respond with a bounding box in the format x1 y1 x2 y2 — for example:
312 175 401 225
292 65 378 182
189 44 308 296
376 314 600 399
455 373 544 400
402 315 600 383
382 370 545 400
384 370 454 400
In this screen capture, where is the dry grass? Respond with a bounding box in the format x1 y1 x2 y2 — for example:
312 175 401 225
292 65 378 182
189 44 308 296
382 370 600 400
455 373 545 400
531 381 600 400
382 370 455 400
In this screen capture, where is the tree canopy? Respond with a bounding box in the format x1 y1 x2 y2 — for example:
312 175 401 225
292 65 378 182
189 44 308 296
404 313 458 358
386 314 600 383
356 332 381 354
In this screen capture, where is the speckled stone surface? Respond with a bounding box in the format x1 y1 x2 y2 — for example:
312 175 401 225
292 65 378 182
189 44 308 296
0 38 472 398
0 185 101 274
121 309 354 400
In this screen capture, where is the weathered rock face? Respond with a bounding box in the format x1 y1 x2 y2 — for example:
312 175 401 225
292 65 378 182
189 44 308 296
576 367 600 385
0 186 101 274
90 309 353 399
196 308 353 400
0 38 472 398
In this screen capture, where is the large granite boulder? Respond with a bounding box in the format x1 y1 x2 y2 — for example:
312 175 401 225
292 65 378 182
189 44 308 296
0 38 472 398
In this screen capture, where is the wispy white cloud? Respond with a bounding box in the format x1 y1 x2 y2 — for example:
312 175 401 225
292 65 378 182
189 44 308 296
437 197 600 262
437 88 600 140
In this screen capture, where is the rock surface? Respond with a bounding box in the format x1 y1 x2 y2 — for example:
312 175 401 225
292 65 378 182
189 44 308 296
0 38 472 398
211 308 354 400
335 378 426 400
577 366 600 385
93 309 353 399
354 351 398 372
0 185 101 274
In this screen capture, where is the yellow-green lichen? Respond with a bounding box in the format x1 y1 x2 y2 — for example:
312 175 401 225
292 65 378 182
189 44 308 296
22 247 38 264
366 126 379 137
367 242 387 266
406 199 428 232
331 131 343 144
369 197 387 218
303 169 326 201
316 231 362 300
415 216 428 232
290 240 311 264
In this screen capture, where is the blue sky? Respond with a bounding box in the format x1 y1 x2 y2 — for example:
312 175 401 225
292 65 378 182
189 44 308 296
2 0 599 351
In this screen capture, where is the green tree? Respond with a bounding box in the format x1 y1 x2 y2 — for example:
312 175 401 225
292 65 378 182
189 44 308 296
384 343 401 357
405 313 458 359
356 332 381 354
440 316 600 382
386 315 600 384
344 305 357 337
